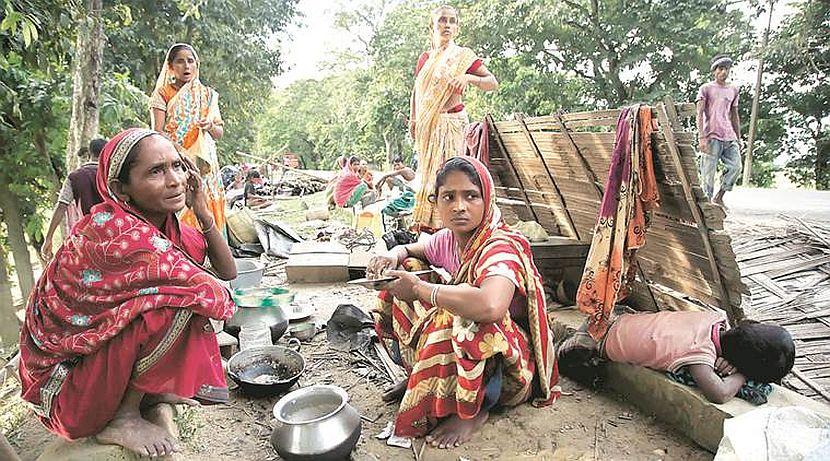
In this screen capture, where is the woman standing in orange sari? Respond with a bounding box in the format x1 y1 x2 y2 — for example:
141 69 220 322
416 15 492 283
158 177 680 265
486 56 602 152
411 5 498 232
368 157 559 448
151 43 226 236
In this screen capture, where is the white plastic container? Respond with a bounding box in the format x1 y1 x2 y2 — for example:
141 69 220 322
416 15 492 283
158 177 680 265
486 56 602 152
239 321 273 351
230 258 265 290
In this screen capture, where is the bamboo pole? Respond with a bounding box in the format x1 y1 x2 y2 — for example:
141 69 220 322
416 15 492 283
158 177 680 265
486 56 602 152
515 114 580 240
744 0 775 186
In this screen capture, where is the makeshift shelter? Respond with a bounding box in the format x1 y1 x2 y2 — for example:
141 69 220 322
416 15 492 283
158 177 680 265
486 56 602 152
485 97 745 323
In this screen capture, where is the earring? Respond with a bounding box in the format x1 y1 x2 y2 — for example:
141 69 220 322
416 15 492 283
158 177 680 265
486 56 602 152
169 75 176 84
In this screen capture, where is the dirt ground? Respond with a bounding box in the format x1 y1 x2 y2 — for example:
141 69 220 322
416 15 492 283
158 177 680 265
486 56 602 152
2 282 710 461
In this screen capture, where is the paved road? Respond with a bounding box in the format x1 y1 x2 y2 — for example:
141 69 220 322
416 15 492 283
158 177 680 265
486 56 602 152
724 186 830 224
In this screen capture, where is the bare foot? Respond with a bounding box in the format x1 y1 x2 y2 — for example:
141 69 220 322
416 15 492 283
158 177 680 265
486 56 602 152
381 379 407 403
142 393 200 409
425 412 489 449
143 403 179 439
96 414 179 458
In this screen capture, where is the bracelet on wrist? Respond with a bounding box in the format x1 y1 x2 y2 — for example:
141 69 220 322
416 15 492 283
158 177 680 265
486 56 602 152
200 219 216 235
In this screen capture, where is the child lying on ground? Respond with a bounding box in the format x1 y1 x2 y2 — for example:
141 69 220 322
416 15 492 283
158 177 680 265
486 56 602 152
559 310 795 404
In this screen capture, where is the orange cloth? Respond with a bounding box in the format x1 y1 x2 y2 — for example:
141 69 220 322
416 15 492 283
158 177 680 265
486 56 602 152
576 105 660 340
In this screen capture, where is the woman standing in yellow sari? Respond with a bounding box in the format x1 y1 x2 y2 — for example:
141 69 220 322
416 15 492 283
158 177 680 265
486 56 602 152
150 43 226 236
411 5 498 232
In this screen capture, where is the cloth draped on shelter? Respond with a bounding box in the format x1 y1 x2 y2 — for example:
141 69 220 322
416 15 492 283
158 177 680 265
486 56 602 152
576 105 660 340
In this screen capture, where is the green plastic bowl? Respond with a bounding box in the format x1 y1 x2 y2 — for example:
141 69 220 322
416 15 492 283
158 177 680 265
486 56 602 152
232 287 295 308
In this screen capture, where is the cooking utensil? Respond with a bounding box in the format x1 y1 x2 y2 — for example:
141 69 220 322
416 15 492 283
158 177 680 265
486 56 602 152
232 286 295 307
226 289 291 343
229 258 265 290
270 385 361 460
347 269 435 290
289 322 318 341
284 302 315 322
227 340 304 398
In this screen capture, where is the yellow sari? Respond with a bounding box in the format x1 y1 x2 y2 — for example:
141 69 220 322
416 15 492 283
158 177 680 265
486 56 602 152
412 44 478 229
150 43 226 236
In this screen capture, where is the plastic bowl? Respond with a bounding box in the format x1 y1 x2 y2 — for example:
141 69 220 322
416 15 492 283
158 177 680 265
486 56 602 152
230 259 265 290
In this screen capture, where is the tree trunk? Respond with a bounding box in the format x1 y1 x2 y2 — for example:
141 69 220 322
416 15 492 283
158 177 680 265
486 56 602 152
0 181 35 301
383 131 393 167
0 237 20 346
65 0 104 171
816 131 829 190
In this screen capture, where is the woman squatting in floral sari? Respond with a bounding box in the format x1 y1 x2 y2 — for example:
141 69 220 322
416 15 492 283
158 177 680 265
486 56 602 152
19 129 238 457
410 5 498 232
368 156 560 448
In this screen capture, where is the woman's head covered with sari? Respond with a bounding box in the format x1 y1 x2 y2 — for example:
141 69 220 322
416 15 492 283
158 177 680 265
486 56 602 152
154 43 200 95
429 4 460 49
432 155 561 406
20 128 235 373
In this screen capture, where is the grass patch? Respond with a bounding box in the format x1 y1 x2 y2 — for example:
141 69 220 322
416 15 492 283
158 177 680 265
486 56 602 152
174 404 205 450
0 379 28 449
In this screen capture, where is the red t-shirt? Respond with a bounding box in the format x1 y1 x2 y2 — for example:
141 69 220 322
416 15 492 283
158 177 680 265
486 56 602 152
415 52 483 113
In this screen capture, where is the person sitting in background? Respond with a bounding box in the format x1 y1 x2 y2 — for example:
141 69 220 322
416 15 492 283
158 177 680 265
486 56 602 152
325 155 348 208
225 171 246 208
559 310 795 404
376 156 416 193
41 138 108 261
334 156 377 208
359 160 375 190
244 170 271 209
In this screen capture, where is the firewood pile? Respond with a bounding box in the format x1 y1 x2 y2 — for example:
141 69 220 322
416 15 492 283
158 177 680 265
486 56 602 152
275 169 327 196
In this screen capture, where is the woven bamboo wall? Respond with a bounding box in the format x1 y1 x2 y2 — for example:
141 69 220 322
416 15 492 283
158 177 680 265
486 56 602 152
486 97 746 322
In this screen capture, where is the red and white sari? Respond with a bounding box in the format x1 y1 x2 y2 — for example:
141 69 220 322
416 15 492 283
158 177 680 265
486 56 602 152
376 156 560 438
19 128 236 439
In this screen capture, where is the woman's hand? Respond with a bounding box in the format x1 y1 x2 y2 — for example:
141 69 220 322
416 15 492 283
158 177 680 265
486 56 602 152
181 155 211 223
384 270 423 303
196 118 215 133
366 254 398 280
448 74 472 94
698 137 709 154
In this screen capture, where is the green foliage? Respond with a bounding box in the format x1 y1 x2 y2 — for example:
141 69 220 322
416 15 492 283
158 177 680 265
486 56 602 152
103 0 300 161
765 0 829 189
463 0 753 106
0 0 299 250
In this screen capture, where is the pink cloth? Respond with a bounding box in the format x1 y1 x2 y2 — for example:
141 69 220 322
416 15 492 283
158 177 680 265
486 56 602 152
696 82 739 142
334 164 362 207
461 121 490 166
603 311 726 373
423 229 460 274
422 229 527 321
